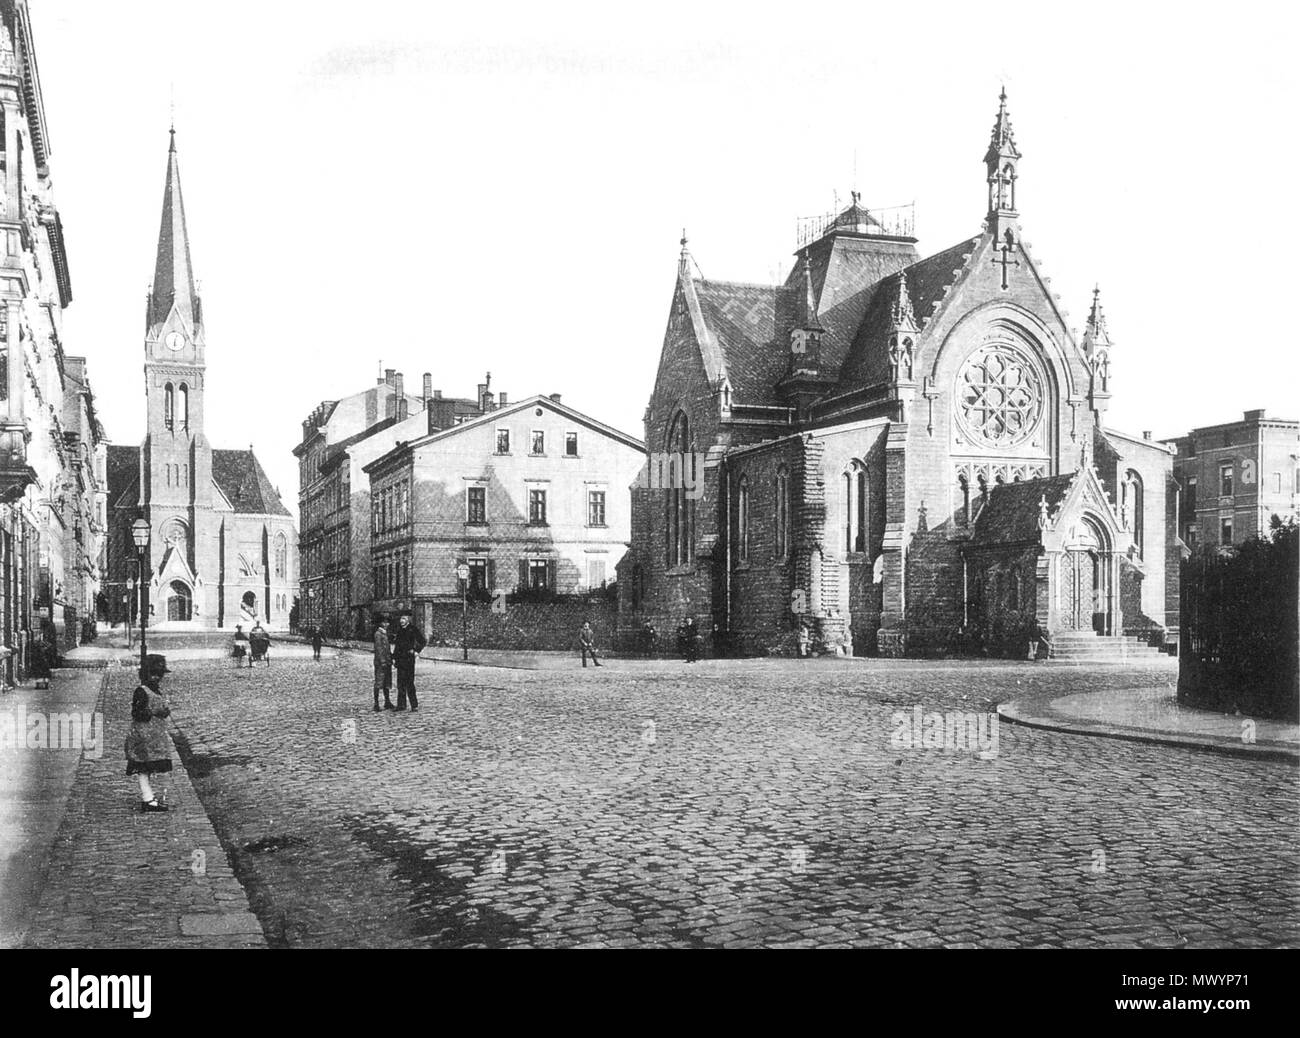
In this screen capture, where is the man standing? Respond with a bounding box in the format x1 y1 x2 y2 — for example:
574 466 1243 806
579 620 602 667
373 616 394 712
311 627 323 661
393 612 427 711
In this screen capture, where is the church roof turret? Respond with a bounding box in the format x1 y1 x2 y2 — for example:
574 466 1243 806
984 87 1021 167
147 127 201 338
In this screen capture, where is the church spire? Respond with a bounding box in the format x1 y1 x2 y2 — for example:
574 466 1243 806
148 126 201 338
985 87 1022 239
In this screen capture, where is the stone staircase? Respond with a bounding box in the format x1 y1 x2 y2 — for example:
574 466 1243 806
1049 631 1170 662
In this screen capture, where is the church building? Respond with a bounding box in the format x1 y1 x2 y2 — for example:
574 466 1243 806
618 92 1182 658
105 130 296 630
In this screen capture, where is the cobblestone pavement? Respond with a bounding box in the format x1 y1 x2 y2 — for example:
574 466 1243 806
162 653 1297 948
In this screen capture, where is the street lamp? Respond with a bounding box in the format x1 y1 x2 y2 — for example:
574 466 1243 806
457 562 470 661
131 518 150 670
125 575 135 649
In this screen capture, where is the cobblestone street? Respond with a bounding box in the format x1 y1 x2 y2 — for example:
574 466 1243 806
153 654 1296 948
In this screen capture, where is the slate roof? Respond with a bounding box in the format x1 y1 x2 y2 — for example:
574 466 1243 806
799 236 919 377
971 473 1074 546
692 279 782 405
107 444 141 510
148 132 201 336
840 236 981 384
212 449 291 516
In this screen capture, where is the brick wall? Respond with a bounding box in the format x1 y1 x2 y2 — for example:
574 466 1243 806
424 598 619 652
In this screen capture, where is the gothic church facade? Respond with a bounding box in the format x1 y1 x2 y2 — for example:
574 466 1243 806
105 131 296 630
619 93 1181 658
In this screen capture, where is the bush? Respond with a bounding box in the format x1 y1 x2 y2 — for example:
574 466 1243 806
1180 517 1298 720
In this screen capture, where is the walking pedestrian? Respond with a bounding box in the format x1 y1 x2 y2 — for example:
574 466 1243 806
684 617 700 663
311 626 323 661
373 616 394 712
393 612 426 711
125 654 173 813
579 620 602 667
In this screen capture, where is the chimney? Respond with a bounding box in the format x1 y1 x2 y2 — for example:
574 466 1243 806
498 391 507 407
427 397 456 434
1142 431 1151 440
393 373 406 419
1244 409 1266 422
422 373 433 405
385 368 397 386
549 393 562 404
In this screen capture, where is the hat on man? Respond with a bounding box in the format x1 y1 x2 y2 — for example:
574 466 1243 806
141 653 170 675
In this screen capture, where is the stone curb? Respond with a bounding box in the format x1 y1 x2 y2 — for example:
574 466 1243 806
997 699 1299 763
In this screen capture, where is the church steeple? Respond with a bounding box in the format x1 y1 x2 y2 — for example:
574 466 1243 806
147 127 202 340
984 87 1021 239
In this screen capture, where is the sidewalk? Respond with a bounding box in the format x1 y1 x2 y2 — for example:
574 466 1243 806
3 665 265 948
0 669 103 947
998 684 1299 762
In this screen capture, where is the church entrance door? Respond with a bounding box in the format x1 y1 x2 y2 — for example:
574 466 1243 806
1062 550 1098 632
168 581 193 622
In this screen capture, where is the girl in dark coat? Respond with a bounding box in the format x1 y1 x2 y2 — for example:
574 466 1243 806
125 654 173 813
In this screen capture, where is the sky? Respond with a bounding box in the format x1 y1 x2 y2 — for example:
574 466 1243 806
29 0 1300 519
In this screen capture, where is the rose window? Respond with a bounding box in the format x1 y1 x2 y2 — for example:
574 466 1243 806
957 344 1042 447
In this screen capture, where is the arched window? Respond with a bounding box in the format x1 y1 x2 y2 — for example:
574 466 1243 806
737 476 750 563
844 461 868 554
774 466 790 562
178 384 189 432
665 411 695 568
164 383 174 430
274 533 288 580
1125 470 1144 557
631 563 643 610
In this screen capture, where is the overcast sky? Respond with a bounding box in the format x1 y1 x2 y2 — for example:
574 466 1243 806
31 0 1300 517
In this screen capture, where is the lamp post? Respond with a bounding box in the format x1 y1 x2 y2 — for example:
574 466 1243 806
457 562 470 661
131 518 150 670
125 575 135 650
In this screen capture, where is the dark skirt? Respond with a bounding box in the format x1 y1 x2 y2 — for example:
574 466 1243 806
126 759 173 775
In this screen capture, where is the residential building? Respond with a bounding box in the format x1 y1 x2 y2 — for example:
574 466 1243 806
294 370 488 637
1165 409 1300 549
0 1 107 680
362 393 643 637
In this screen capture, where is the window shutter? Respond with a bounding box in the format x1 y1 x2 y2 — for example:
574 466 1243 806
546 559 557 591
518 559 528 591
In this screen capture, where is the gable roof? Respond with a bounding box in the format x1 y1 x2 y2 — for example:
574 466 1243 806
212 449 291 516
971 473 1074 546
364 393 644 473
